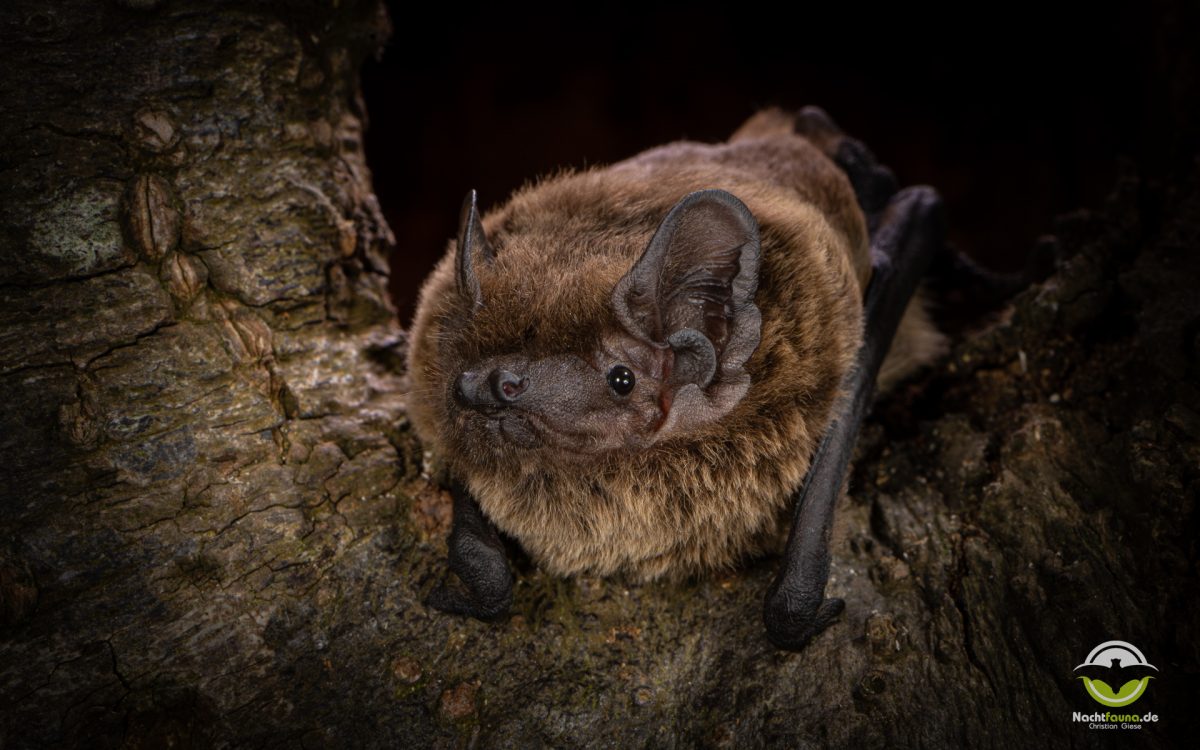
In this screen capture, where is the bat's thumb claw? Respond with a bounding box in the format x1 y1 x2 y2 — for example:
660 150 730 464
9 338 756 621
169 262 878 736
815 597 845 628
763 593 845 652
423 583 467 615
424 578 512 622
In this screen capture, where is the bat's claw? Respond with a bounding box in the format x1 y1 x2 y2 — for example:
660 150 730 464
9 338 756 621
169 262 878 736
763 593 845 651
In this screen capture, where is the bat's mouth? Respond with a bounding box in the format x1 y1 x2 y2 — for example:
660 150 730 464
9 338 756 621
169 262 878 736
454 407 545 451
455 409 538 450
497 413 540 449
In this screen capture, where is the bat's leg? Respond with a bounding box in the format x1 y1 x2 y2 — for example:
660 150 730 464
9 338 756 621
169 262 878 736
424 482 513 621
926 238 1056 322
764 185 944 651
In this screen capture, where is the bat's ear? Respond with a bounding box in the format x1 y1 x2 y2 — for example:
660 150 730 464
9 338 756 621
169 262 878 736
456 189 494 310
613 190 762 389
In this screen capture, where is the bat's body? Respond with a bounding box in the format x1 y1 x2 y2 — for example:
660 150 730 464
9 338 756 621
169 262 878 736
407 108 948 647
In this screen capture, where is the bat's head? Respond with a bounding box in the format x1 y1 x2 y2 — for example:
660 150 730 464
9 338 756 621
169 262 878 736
407 187 762 469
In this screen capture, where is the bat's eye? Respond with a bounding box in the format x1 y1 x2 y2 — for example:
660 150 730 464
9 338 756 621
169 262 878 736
607 364 635 396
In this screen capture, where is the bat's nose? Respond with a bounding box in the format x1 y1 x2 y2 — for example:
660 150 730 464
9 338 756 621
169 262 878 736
454 369 527 408
453 371 483 408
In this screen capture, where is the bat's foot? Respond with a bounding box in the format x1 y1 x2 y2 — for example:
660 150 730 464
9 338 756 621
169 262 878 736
763 592 846 651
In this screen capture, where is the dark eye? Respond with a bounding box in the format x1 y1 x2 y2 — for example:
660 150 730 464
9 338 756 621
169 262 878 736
607 364 635 396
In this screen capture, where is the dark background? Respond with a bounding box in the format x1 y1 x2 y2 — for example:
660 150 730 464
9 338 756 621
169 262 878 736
362 3 1197 325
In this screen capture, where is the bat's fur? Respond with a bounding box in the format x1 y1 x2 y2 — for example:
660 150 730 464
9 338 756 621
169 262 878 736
407 108 946 582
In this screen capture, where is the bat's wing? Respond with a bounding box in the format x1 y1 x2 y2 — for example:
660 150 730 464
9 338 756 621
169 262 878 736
763 173 945 650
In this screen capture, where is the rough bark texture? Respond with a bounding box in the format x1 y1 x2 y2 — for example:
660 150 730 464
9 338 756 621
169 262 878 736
1 2 1197 748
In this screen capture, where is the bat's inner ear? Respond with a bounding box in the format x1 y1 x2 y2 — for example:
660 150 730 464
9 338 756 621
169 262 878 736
455 189 495 310
612 189 762 389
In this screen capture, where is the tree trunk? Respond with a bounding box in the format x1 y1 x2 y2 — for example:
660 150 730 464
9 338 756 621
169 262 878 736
1 2 1196 748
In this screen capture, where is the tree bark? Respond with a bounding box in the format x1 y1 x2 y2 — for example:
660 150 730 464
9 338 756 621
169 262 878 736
1 2 1196 748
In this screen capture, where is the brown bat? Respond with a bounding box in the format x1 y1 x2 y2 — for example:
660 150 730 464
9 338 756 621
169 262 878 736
406 107 949 649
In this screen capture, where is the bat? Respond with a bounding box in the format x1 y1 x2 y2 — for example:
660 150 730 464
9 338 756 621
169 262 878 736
406 107 953 649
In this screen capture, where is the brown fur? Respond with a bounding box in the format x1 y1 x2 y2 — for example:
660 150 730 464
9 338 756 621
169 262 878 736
407 110 945 582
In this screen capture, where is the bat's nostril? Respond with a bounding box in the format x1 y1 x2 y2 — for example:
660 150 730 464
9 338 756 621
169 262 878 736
489 369 527 402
